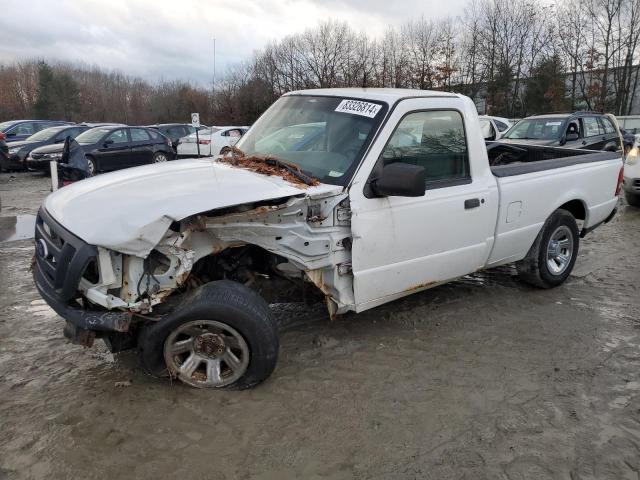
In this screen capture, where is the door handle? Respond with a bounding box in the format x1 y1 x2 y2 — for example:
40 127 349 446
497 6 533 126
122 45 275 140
464 198 481 209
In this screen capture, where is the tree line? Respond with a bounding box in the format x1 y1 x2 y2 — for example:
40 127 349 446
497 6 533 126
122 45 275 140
1 0 639 126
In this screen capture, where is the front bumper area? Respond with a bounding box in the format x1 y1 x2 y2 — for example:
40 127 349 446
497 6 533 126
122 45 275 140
33 207 132 346
26 157 52 171
623 177 640 194
0 153 25 170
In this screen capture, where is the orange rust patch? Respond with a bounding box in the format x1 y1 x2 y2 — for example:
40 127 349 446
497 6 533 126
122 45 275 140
404 281 439 294
218 149 319 187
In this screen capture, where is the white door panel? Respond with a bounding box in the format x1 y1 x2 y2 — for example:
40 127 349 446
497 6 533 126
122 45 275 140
349 97 499 309
351 181 497 307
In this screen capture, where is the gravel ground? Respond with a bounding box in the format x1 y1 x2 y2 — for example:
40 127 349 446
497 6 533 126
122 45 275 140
1 172 639 480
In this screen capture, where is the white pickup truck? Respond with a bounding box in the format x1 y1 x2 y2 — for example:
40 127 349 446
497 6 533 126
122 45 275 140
33 88 623 389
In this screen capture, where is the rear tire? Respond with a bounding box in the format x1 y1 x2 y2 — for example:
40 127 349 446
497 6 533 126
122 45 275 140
139 280 279 389
516 209 579 288
86 156 97 176
625 191 640 207
152 152 169 163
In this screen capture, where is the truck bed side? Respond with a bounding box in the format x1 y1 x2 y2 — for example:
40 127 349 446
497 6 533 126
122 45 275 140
487 151 621 267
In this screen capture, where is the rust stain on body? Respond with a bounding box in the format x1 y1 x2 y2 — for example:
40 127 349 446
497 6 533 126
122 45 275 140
404 281 439 294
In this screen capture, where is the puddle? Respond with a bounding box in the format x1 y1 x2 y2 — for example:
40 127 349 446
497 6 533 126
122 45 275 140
0 215 36 242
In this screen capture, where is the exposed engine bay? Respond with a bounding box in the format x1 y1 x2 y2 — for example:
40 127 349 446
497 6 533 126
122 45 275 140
78 190 356 321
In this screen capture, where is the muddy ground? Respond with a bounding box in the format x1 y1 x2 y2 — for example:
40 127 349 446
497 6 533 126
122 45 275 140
0 171 639 480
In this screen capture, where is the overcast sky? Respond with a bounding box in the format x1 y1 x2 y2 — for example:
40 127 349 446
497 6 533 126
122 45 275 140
0 0 468 86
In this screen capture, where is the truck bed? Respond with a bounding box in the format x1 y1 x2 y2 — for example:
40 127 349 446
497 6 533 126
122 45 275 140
487 142 619 178
485 142 622 268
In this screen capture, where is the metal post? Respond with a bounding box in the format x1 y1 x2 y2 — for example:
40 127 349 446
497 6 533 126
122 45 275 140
50 161 58 191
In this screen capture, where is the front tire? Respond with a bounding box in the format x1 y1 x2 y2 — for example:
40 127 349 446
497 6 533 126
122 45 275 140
625 191 640 207
516 209 579 288
139 280 279 389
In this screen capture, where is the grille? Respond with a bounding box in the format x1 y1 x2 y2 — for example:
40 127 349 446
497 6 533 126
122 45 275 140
34 208 98 303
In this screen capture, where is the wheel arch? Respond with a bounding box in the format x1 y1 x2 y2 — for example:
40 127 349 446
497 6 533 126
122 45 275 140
556 198 586 221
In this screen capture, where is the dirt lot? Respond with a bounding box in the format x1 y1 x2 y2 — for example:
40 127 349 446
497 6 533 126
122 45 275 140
1 172 639 480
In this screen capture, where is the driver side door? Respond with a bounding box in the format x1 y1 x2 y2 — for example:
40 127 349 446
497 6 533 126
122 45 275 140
95 128 131 171
349 98 499 311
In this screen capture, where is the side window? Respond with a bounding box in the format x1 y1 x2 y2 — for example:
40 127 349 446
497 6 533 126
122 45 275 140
130 128 151 142
495 120 509 132
583 117 603 137
601 117 616 134
186 126 197 135
148 130 161 140
382 110 470 186
106 129 128 144
167 126 185 139
13 123 35 136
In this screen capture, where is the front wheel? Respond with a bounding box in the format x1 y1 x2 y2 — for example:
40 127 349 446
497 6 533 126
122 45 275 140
139 280 279 389
516 209 579 288
625 191 640 207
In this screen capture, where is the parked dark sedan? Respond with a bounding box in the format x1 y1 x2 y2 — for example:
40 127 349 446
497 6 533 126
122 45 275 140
496 112 622 151
0 120 73 143
3 125 90 171
147 123 205 153
28 126 174 175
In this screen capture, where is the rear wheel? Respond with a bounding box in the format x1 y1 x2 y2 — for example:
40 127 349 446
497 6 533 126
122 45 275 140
139 280 279 389
86 156 97 176
152 152 169 164
516 209 579 288
625 191 640 207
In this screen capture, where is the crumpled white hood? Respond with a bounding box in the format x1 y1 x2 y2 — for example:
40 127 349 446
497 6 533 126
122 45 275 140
44 158 340 256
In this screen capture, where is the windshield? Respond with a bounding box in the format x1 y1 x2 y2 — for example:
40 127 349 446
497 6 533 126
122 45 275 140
26 127 64 142
503 117 566 140
75 127 111 144
235 95 387 185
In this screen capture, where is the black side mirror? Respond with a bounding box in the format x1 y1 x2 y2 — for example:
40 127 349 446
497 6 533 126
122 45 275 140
104 139 114 147
370 162 426 197
6 132 16 138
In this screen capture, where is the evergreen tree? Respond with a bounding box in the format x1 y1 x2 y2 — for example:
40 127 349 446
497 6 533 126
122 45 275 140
525 56 569 114
53 71 80 120
33 61 56 119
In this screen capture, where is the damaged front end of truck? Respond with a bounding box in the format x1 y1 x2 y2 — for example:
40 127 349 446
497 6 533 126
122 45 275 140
33 171 355 355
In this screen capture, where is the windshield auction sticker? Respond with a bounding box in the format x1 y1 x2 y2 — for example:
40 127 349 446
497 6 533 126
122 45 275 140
335 99 382 118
